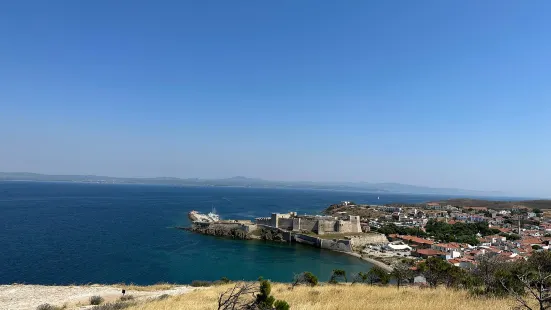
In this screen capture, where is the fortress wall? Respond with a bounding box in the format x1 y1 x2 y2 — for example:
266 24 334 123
338 221 353 233
299 219 317 232
323 220 337 233
292 218 301 231
255 218 272 226
277 218 294 230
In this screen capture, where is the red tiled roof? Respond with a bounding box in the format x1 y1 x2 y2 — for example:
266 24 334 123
434 243 461 249
520 238 542 245
417 249 445 256
397 235 435 245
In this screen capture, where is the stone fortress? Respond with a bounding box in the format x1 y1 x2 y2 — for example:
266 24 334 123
255 211 362 235
186 205 387 257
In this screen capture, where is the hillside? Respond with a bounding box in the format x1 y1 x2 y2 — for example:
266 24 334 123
127 283 516 310
0 172 502 196
427 198 551 210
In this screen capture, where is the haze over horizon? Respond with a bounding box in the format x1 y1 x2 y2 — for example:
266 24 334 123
1 1 550 197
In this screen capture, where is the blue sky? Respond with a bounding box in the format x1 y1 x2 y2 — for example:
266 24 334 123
1 1 550 197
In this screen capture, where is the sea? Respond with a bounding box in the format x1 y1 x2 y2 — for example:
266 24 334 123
0 181 473 285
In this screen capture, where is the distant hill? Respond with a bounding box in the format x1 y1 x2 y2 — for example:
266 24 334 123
427 198 551 210
0 172 504 196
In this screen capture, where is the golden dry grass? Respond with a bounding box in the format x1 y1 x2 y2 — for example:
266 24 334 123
111 283 177 291
127 283 519 310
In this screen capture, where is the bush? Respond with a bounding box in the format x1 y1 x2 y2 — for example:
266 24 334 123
292 271 318 288
90 296 104 305
256 279 275 309
274 299 290 310
92 301 133 310
191 280 213 287
156 294 170 301
329 269 347 284
219 277 231 284
36 304 60 310
119 295 134 301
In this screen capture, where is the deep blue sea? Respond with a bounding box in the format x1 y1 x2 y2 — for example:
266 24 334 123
1 181 461 285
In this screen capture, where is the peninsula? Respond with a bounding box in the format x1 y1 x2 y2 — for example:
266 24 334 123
182 209 392 271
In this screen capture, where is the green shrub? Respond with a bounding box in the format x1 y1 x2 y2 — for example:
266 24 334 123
329 269 347 284
256 279 275 309
89 296 104 305
274 299 290 310
219 276 231 284
293 271 318 288
191 280 213 287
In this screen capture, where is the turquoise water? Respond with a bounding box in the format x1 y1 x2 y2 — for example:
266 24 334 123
0 181 451 285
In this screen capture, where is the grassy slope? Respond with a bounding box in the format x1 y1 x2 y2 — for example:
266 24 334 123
127 283 517 310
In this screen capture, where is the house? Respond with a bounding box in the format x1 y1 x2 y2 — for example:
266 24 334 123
485 235 507 244
448 258 461 266
432 242 463 253
456 258 476 269
519 237 542 247
469 215 487 223
425 202 441 210
397 235 435 249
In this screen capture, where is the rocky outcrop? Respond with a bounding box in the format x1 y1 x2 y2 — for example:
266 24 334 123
188 223 250 240
259 227 287 242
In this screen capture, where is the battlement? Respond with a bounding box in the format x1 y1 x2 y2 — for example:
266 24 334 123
253 212 361 235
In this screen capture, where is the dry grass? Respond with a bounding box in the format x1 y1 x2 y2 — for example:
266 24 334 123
127 283 519 310
113 283 177 291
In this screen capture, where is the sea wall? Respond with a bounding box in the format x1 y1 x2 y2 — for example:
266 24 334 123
320 239 353 252
294 233 321 246
348 234 389 251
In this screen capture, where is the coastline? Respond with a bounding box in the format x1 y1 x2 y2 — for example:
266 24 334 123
340 252 394 272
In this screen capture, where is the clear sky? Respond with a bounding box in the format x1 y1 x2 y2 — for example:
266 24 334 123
1 1 550 197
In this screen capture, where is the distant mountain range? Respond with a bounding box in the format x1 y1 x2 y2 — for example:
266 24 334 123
0 172 504 196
